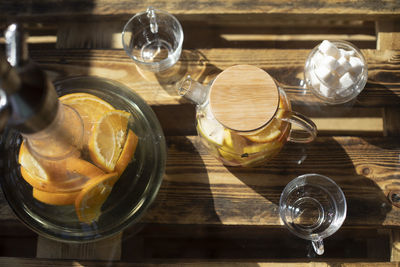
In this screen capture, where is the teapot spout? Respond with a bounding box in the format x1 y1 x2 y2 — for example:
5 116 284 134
178 75 208 105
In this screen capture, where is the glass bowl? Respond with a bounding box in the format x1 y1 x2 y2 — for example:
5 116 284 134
304 40 368 105
0 76 166 242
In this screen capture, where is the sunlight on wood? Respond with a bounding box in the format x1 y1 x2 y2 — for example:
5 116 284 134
0 36 57 44
312 117 383 132
221 34 376 42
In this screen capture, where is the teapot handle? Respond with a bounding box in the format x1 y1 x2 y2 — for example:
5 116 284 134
279 110 317 143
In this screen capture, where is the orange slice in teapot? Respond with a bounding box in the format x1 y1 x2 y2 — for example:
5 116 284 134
245 118 282 143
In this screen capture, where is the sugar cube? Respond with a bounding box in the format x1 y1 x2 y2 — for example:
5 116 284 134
340 49 355 59
312 51 325 67
335 56 351 77
315 65 337 86
349 56 364 77
310 71 320 89
324 55 339 71
338 72 355 89
318 40 340 59
337 87 353 98
319 83 334 98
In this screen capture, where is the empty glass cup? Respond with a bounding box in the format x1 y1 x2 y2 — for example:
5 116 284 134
122 7 184 72
279 174 347 255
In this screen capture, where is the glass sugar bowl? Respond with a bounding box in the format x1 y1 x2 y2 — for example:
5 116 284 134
304 40 368 104
179 65 317 167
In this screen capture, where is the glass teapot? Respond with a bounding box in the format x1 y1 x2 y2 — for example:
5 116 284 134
179 65 317 167
0 24 166 242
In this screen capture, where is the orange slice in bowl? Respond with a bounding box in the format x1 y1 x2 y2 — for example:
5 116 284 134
20 166 60 192
19 142 49 182
115 130 138 177
19 141 105 192
33 188 79 206
59 93 115 117
59 93 115 148
75 172 119 223
89 110 131 172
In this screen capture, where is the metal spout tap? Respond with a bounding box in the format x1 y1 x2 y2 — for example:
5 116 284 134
0 23 59 134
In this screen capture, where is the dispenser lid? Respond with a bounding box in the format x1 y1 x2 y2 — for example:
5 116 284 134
209 65 279 131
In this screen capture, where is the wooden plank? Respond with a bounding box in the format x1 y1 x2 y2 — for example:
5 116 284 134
376 19 400 262
1 0 400 20
377 21 400 50
0 224 392 260
0 188 17 221
56 21 124 49
0 221 37 258
36 233 122 260
25 48 400 108
52 20 376 49
142 136 400 227
121 224 390 261
392 229 400 261
310 117 383 136
1 136 400 227
2 136 400 228
0 257 398 266
383 107 400 137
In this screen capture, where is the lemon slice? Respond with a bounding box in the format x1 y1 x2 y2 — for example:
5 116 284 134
218 147 242 162
243 140 283 155
33 188 79 206
245 118 282 143
197 116 225 146
115 130 138 177
89 110 131 172
75 172 119 223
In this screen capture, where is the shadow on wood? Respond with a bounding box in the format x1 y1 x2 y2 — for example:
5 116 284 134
227 137 393 228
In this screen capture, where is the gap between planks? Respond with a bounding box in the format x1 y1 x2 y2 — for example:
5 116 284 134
0 257 399 267
36 233 122 260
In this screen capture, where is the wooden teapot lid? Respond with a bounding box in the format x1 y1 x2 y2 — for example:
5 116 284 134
209 65 279 131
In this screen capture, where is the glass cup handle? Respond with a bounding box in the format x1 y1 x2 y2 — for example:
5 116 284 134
279 110 317 143
311 239 324 255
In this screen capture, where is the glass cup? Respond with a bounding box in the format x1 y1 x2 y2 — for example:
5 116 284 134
122 7 184 72
279 174 347 255
304 40 368 104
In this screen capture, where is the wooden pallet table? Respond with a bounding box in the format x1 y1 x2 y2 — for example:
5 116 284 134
1 0 400 266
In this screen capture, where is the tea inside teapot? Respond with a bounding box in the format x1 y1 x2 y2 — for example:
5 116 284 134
179 65 317 167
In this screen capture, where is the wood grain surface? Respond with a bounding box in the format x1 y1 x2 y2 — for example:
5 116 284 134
1 257 399 266
143 136 400 227
1 0 400 20
0 1 400 262
1 136 399 227
23 48 400 108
